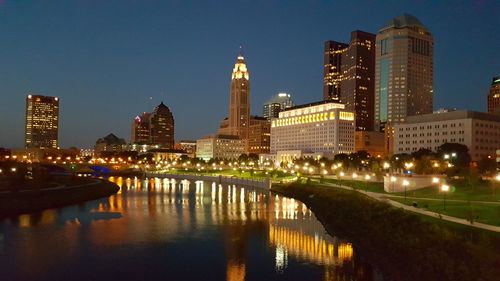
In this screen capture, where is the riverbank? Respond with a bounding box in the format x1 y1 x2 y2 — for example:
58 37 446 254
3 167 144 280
272 182 500 281
0 178 119 218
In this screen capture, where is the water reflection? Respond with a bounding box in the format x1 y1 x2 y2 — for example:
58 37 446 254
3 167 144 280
0 177 382 281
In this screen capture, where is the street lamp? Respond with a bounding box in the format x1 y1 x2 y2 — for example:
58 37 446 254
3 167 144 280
402 180 409 202
390 176 397 192
493 174 500 196
365 174 371 192
441 184 450 210
432 177 440 184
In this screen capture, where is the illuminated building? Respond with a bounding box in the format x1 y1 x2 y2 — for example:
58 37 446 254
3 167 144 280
270 100 355 163
354 131 385 158
219 49 251 141
196 135 246 161
25 94 59 149
263 92 295 119
94 133 126 155
375 14 434 132
150 102 175 148
174 140 197 158
393 111 500 161
148 148 188 163
247 117 271 155
131 112 151 144
324 31 375 131
323 41 348 101
487 77 500 114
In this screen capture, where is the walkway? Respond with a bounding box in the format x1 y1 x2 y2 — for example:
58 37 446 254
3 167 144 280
320 181 500 233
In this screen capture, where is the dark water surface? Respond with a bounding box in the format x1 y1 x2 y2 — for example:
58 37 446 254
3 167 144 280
0 177 388 281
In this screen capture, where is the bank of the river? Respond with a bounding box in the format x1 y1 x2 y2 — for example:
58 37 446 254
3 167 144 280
0 178 119 218
272 182 500 281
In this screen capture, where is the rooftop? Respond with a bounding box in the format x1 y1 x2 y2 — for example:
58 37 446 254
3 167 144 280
380 13 426 31
402 111 500 124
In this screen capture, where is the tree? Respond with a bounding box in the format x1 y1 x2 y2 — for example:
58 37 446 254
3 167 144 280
412 148 434 160
477 157 497 174
437 143 471 168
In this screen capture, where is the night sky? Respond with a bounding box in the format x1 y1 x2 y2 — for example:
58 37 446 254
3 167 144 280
0 0 498 149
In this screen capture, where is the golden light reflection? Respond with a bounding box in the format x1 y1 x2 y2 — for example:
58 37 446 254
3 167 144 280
269 225 353 266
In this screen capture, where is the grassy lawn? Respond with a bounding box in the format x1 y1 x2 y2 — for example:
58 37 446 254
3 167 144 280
393 179 500 202
390 197 500 226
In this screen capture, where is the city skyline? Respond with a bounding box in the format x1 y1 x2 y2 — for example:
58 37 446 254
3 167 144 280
0 1 498 148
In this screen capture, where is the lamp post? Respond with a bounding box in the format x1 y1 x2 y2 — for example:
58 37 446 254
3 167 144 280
365 174 371 193
441 184 450 210
402 180 409 202
339 171 345 187
493 174 500 196
390 176 397 193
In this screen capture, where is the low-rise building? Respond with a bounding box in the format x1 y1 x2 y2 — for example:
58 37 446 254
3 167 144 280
196 135 246 161
94 133 126 156
354 131 385 158
174 140 197 158
270 100 355 164
148 148 188 163
393 111 500 161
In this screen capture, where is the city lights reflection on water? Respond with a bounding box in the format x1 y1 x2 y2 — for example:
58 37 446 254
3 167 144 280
0 177 387 281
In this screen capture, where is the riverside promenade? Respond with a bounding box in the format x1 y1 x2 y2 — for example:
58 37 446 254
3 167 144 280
146 172 272 190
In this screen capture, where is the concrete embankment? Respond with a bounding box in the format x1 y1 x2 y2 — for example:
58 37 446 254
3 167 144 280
271 182 500 281
0 178 119 218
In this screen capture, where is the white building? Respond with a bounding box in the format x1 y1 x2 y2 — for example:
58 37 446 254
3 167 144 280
270 101 355 164
393 111 500 161
196 135 246 161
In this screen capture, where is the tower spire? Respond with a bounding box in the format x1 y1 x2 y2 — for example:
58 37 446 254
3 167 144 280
238 45 243 59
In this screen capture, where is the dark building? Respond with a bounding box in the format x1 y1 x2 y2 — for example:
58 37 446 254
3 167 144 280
262 92 295 119
25 94 60 149
323 41 348 102
487 77 500 115
150 102 175 148
131 112 151 144
323 30 375 131
94 133 126 155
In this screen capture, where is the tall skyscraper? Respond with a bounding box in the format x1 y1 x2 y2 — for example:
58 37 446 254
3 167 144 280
374 14 434 131
25 94 59 149
323 41 348 101
487 76 500 114
150 102 175 148
323 31 375 131
219 49 250 140
263 92 295 119
131 112 151 144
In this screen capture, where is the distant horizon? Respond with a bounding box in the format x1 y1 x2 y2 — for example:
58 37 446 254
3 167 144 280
0 1 498 148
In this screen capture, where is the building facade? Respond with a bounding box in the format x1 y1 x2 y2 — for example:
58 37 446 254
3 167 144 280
174 140 197 158
131 112 151 144
323 41 348 101
94 133 126 156
354 131 385 158
393 111 500 161
487 77 500 115
149 102 175 148
323 31 375 131
219 51 250 141
374 14 433 132
25 94 60 149
196 135 246 161
263 92 295 119
270 101 355 163
248 117 271 155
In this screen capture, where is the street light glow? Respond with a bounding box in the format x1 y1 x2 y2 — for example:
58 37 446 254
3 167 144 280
441 184 450 192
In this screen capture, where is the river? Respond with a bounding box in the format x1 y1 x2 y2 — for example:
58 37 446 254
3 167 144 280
0 177 389 281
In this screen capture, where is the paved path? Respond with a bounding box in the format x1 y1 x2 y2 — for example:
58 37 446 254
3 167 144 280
320 181 500 233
